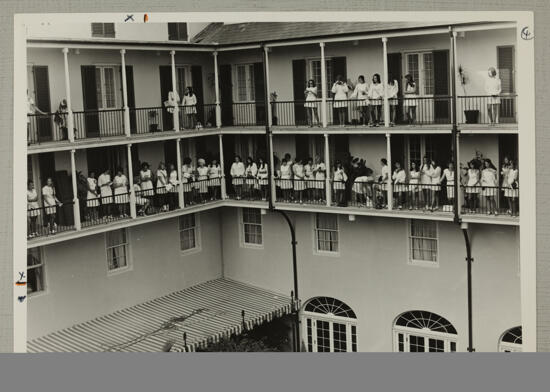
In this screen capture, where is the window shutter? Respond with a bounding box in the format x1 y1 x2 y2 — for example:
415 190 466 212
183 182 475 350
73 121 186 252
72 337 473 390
168 23 178 40
292 59 307 126
497 46 514 93
81 66 98 110
177 23 188 40
103 23 115 38
433 50 450 123
191 65 204 125
91 23 104 37
219 64 233 126
253 62 265 125
159 65 174 131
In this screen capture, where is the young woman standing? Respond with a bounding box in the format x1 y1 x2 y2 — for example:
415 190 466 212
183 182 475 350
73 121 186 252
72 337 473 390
42 178 62 234
430 160 442 211
27 180 40 237
441 162 455 211
167 163 179 209
333 160 348 206
387 76 399 126
379 158 390 208
368 73 384 127
466 160 481 213
408 161 420 210
485 67 502 125
279 158 293 202
257 157 269 201
182 157 195 205
420 156 433 209
481 158 499 215
86 171 99 222
139 162 154 204
98 169 114 218
304 157 315 202
352 75 369 126
156 162 169 212
331 75 349 127
392 162 406 209
196 158 210 203
293 158 306 204
313 155 326 202
244 157 258 200
113 167 129 217
304 79 321 127
133 176 150 216
182 86 198 129
230 155 245 200
208 159 222 201
403 74 418 125
505 160 519 216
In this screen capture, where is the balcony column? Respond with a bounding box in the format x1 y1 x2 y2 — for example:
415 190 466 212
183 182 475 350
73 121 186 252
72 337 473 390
218 134 227 199
126 144 137 218
264 46 272 127
320 42 328 128
451 30 458 125
382 37 390 127
176 138 185 208
324 133 331 206
386 133 393 210
170 50 180 132
269 133 277 203
120 49 131 137
213 51 222 128
62 48 75 142
70 149 81 230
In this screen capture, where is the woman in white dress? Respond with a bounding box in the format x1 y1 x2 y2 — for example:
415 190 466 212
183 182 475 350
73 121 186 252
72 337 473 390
164 90 180 130
440 162 455 211
133 176 151 216
420 156 433 209
403 74 418 125
352 75 369 126
86 171 99 222
167 164 179 210
485 67 502 125
279 158 293 202
98 169 113 218
194 158 210 203
331 75 349 127
27 180 40 238
408 161 420 210
313 155 326 202
256 157 269 201
182 86 198 129
208 159 222 201
181 157 195 205
293 158 306 204
42 178 62 234
139 163 154 204
430 160 442 211
304 79 321 127
505 160 519 216
387 76 399 126
333 161 348 206
392 162 407 209
244 157 258 200
368 73 384 127
304 157 315 202
230 155 245 200
466 161 481 213
113 167 129 218
481 159 498 215
156 162 169 212
379 158 390 208
500 156 511 200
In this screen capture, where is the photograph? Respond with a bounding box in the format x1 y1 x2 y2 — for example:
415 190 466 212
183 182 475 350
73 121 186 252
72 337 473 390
17 14 533 353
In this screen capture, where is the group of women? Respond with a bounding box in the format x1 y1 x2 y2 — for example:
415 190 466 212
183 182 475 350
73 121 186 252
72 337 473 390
229 156 270 201
303 73 418 127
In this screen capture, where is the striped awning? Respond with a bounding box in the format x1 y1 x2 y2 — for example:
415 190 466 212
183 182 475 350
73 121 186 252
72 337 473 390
27 278 296 352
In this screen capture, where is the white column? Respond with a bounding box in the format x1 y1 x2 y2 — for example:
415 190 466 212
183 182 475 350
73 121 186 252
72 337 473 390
386 133 393 210
218 134 227 199
382 37 390 127
320 42 328 128
170 50 180 131
126 144 137 218
62 48 75 142
70 149 81 230
264 46 272 127
120 49 131 137
451 31 458 125
324 133 331 206
213 51 222 128
269 133 276 203
176 138 184 208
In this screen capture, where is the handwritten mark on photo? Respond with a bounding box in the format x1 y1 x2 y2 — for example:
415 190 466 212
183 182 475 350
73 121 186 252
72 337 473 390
15 271 26 286
18 296 27 303
144 14 149 23
125 14 135 22
521 26 534 40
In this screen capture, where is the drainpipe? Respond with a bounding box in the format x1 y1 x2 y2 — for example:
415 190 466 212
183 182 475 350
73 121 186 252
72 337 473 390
461 222 475 352
262 44 300 352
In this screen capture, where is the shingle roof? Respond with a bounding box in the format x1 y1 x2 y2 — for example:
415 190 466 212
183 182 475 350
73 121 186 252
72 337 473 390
192 22 450 45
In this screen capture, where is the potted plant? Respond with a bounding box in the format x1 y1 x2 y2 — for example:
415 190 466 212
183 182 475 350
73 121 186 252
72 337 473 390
148 110 159 132
458 65 479 124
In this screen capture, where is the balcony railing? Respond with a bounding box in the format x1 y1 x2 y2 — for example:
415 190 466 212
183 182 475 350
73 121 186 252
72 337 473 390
457 95 517 124
231 102 267 127
130 107 166 134
227 176 267 201
461 185 519 216
73 108 125 140
80 192 132 228
182 178 223 205
275 178 326 204
27 113 69 145
27 200 75 239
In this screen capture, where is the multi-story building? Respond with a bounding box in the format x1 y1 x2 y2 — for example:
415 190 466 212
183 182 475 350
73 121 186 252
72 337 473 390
24 21 523 352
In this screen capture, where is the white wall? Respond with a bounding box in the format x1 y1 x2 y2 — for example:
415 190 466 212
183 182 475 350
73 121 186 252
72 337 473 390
221 208 520 352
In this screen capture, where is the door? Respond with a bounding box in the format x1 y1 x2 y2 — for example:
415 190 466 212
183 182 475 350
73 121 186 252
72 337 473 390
33 66 53 141
219 64 233 126
159 65 174 131
304 316 356 352
387 53 403 124
497 46 516 122
433 50 450 123
292 59 307 126
81 65 100 138
191 65 205 125
253 62 266 126
395 331 456 352
122 65 137 133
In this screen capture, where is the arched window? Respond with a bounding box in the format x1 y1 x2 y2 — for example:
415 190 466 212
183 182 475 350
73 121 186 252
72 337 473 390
301 297 357 352
393 310 457 352
499 326 522 352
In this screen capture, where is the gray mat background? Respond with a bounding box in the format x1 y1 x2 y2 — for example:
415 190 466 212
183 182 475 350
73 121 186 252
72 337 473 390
1 0 549 356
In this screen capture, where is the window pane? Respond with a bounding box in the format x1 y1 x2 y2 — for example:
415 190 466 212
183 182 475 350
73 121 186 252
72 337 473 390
176 67 186 98
103 68 116 108
179 214 195 230
237 65 247 101
398 333 404 352
407 54 419 88
95 68 103 109
423 53 434 95
316 320 331 352
351 325 357 352
428 338 445 352
307 318 313 352
107 229 126 247
409 335 425 352
333 322 347 352
450 342 457 352
316 213 337 230
248 64 255 101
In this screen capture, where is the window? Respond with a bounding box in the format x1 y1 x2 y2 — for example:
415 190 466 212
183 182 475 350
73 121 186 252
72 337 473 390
409 220 438 264
91 23 115 38
302 297 357 352
241 208 263 246
179 214 200 252
233 64 255 102
499 326 522 352
168 23 188 41
95 66 117 109
175 66 193 99
307 58 333 97
405 52 434 95
106 229 129 272
497 46 515 93
315 213 339 253
393 310 457 352
27 247 45 295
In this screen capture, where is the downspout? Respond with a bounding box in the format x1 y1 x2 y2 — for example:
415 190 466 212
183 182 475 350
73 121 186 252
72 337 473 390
261 44 300 352
461 223 475 352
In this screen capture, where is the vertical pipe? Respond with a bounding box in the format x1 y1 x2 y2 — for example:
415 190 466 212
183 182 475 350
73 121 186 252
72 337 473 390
62 48 75 142
461 224 475 352
70 149 81 230
320 42 328 128
218 134 227 199
386 133 393 210
120 49 131 138
450 28 460 223
264 46 272 127
176 138 184 208
170 50 180 131
262 45 276 208
382 37 390 127
324 133 331 206
127 144 136 218
213 51 222 128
